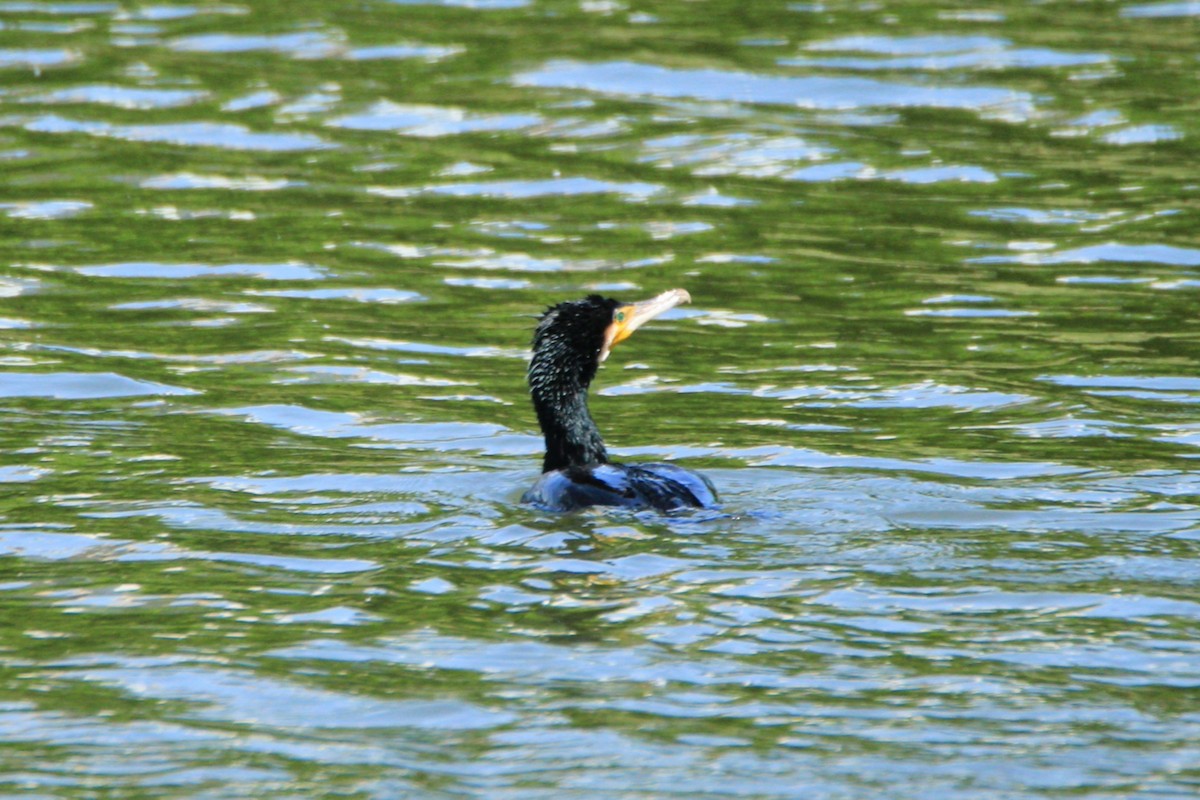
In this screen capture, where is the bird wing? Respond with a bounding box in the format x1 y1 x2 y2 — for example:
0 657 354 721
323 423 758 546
523 463 716 512
522 465 640 511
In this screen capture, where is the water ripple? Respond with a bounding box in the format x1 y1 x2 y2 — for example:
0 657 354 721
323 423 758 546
140 172 304 191
25 85 207 108
973 242 1200 266
370 176 664 201
0 371 195 399
64 661 514 729
72 261 327 280
0 199 91 219
791 34 1110 71
1122 1 1200 17
0 1 117 13
0 47 78 68
515 60 1037 118
21 114 332 151
328 100 540 136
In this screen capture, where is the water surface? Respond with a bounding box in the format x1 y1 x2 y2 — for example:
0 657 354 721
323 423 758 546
2 0 1199 797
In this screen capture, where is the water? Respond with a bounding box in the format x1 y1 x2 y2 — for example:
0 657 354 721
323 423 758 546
2 0 1199 797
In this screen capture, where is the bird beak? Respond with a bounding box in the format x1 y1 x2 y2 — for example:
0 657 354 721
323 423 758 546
600 288 691 362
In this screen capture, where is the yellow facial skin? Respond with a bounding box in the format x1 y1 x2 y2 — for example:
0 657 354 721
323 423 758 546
599 288 691 362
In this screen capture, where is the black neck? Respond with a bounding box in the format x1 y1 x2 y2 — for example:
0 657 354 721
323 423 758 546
529 348 608 472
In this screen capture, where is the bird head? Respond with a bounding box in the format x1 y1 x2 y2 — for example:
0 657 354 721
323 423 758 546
531 289 692 380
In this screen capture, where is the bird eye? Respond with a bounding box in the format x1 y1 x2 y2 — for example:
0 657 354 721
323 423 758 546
616 312 625 322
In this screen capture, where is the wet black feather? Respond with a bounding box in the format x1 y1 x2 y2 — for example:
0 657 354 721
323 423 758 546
523 295 717 512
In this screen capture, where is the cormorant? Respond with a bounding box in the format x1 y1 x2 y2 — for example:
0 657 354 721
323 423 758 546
521 289 717 512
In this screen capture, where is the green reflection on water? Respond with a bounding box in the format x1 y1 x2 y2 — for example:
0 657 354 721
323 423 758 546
2 0 1200 796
